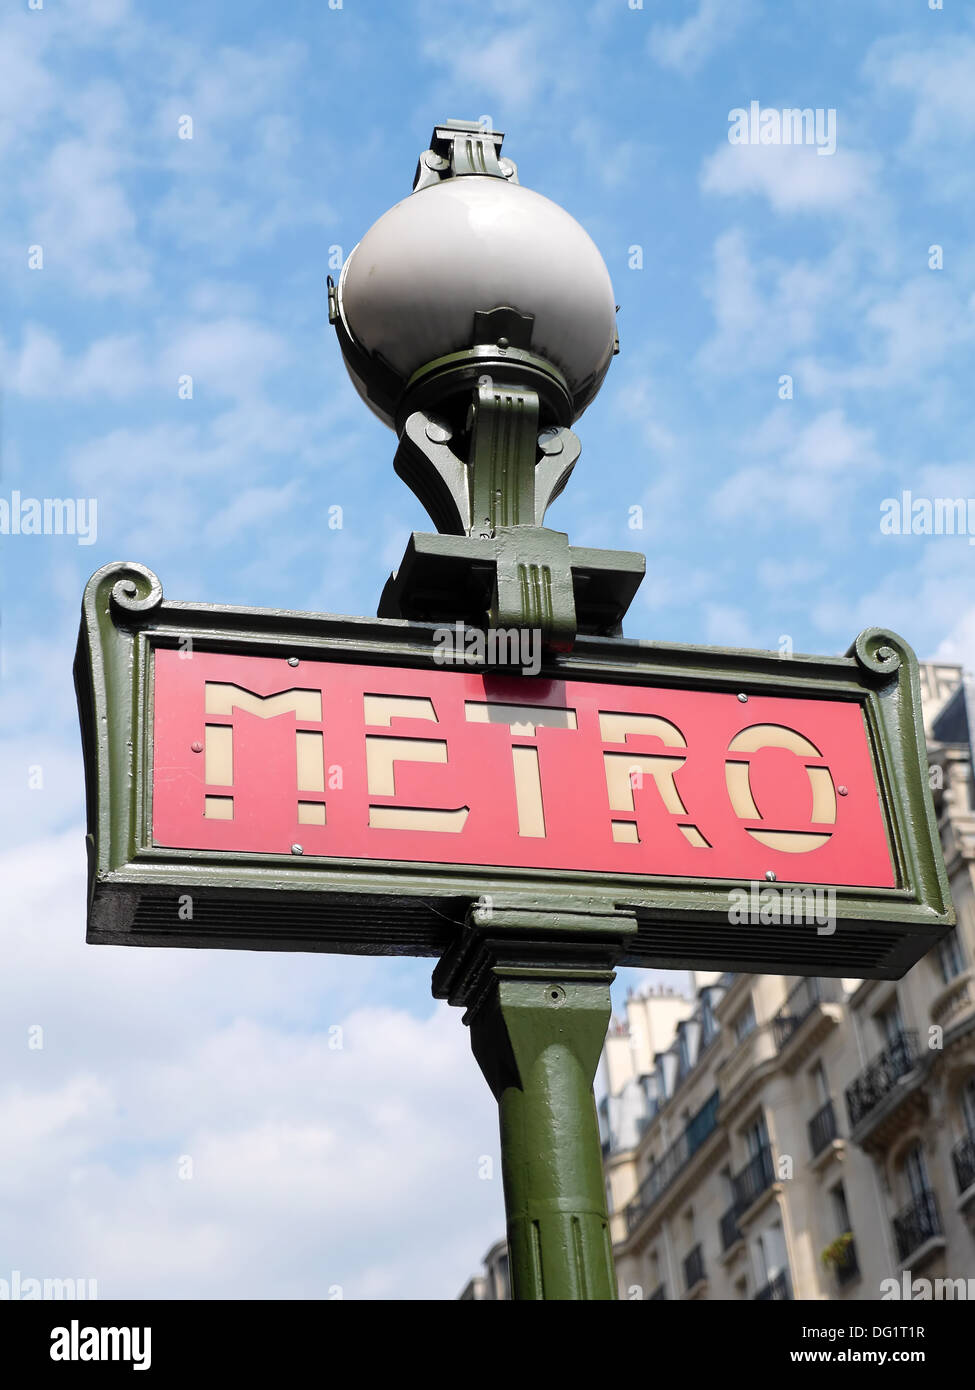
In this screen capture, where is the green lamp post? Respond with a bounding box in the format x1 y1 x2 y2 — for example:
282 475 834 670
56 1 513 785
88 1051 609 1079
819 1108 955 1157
330 118 642 1298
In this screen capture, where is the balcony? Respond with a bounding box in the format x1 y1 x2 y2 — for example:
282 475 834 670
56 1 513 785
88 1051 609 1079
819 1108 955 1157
732 1143 776 1215
931 968 975 1035
717 1024 777 1110
844 1030 921 1132
773 977 837 1051
623 1091 720 1235
952 1133 975 1196
754 1270 791 1300
720 1202 743 1252
683 1243 706 1293
892 1189 942 1264
808 1098 839 1158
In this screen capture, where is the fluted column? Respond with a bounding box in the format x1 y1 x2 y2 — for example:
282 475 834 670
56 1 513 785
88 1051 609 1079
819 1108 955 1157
433 899 635 1299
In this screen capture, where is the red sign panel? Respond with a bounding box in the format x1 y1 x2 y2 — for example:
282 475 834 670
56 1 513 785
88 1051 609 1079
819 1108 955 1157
152 649 895 888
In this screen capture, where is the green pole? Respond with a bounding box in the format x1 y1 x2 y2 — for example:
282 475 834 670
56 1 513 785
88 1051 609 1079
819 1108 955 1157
433 899 635 1299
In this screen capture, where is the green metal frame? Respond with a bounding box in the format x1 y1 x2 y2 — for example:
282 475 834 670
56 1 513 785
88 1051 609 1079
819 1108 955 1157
75 560 952 979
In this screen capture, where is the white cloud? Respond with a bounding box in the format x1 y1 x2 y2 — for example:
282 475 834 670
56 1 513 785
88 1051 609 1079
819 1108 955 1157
696 228 840 375
421 22 554 115
0 16 57 155
23 108 151 298
161 42 307 134
649 0 753 75
701 140 878 214
0 834 504 1298
712 407 880 525
63 0 132 25
416 0 595 120
2 312 295 409
2 325 151 399
866 35 975 151
204 483 300 546
935 606 975 674
572 118 639 190
159 317 291 400
808 529 975 657
756 556 826 592
702 602 758 647
796 278 975 397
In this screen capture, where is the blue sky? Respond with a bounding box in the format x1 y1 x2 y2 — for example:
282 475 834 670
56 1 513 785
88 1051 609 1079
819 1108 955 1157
1 0 973 1299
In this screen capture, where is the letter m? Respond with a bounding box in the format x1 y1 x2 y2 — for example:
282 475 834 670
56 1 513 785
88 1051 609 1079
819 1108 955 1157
42 1278 75 1299
202 683 326 824
782 108 813 144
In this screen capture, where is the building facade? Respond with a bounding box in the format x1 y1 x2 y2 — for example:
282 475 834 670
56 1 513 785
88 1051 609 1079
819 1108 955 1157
459 1238 510 1301
599 663 975 1300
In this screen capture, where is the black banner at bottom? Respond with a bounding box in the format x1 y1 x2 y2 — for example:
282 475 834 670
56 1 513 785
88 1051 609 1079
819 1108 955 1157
2 1294 971 1377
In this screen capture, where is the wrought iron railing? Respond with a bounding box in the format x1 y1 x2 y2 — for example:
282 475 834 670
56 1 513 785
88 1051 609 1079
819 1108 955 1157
808 1098 838 1157
953 1133 975 1195
683 1243 705 1291
624 1091 720 1232
754 1270 791 1300
732 1143 775 1212
720 1202 743 1251
892 1189 941 1263
844 1031 919 1129
773 977 835 1049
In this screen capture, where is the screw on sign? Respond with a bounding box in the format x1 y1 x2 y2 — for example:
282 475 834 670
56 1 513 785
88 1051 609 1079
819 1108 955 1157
75 119 954 1302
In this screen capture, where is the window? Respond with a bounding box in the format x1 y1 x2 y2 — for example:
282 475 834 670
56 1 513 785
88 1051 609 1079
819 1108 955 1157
961 1077 975 1138
754 1226 786 1285
701 992 717 1046
765 1220 786 1277
734 998 757 1044
937 929 965 984
811 1060 830 1106
830 1182 851 1235
677 1028 691 1077
876 997 904 1048
745 1114 769 1158
903 1143 930 1203
754 1234 769 1287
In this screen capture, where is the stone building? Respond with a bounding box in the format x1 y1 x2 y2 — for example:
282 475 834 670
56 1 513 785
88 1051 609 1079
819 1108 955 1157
458 1238 510 1301
599 663 975 1299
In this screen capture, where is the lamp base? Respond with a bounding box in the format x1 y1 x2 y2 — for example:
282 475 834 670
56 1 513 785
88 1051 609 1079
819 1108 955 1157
378 527 645 651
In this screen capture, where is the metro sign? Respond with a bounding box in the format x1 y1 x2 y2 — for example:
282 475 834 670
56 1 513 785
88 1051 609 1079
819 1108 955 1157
76 562 953 979
153 650 894 888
